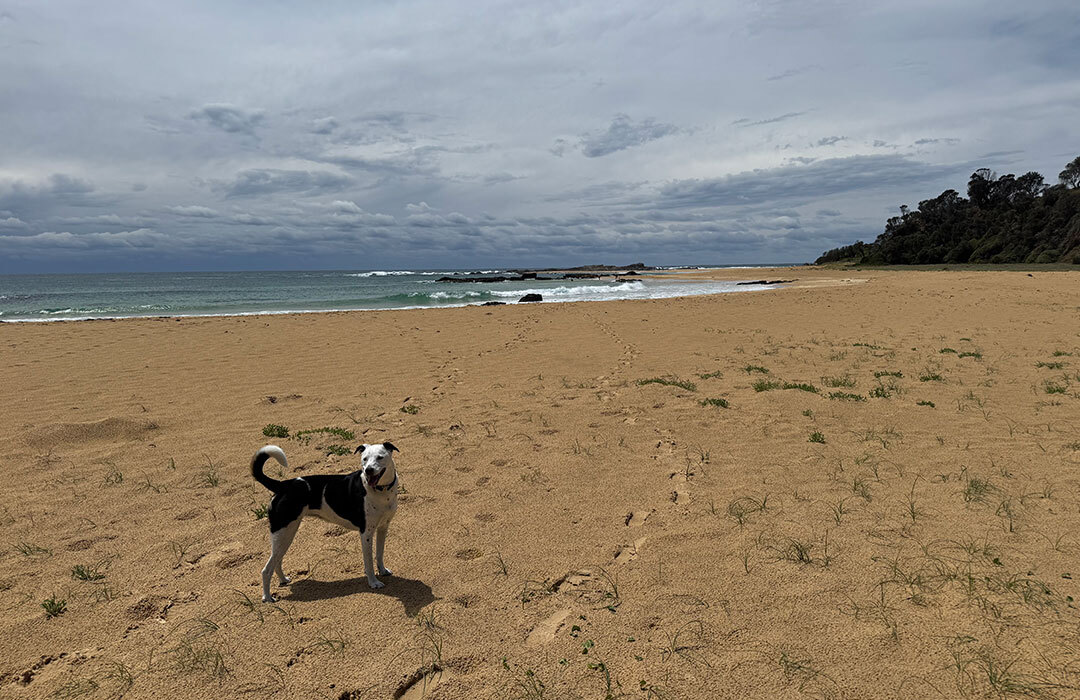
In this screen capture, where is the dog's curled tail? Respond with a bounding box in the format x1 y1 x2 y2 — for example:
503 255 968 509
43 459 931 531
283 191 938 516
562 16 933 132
251 445 288 493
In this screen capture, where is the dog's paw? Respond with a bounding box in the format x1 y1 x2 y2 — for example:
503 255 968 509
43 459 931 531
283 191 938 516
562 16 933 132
378 567 393 576
262 594 277 603
367 578 385 589
279 575 292 585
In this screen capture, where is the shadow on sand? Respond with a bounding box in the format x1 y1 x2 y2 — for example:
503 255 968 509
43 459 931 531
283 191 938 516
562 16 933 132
286 575 435 615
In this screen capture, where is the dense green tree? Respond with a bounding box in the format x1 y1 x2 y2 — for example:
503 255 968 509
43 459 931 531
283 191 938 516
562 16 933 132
816 156 1080 265
1061 156 1080 188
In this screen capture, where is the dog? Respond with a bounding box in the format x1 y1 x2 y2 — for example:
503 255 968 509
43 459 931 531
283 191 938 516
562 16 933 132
250 442 400 602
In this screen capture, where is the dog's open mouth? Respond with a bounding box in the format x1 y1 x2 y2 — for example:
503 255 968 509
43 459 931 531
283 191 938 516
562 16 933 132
368 468 386 487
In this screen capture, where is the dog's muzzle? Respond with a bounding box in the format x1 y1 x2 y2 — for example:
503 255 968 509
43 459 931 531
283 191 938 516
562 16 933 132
366 468 385 487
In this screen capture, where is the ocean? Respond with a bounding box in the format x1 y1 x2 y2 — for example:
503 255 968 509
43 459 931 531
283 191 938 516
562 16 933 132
0 267 793 322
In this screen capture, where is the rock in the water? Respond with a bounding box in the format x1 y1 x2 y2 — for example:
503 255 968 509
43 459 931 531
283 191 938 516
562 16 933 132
518 293 543 303
479 301 506 306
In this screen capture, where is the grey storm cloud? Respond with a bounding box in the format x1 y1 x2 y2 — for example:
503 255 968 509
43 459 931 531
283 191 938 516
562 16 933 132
2 0 1079 271
0 174 99 218
310 117 339 134
732 111 808 128
220 169 355 197
578 115 680 158
164 205 219 218
657 155 966 209
188 104 266 134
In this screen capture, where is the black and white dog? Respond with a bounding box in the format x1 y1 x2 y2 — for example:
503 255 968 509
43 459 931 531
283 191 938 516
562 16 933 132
250 442 400 602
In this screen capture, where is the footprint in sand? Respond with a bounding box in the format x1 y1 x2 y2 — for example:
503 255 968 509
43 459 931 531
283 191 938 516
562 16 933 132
613 536 648 565
526 608 572 646
668 472 690 505
624 510 651 527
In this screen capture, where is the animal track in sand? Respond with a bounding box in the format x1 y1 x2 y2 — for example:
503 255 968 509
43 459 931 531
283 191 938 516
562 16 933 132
624 510 651 527
613 536 648 565
394 666 444 700
526 608 572 646
454 548 483 560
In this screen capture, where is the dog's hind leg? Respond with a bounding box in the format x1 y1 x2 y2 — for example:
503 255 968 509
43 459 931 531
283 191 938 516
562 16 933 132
362 531 384 589
375 526 392 577
262 519 300 602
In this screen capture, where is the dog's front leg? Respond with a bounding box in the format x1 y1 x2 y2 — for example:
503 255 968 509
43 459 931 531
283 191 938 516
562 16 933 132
375 526 392 576
362 531 384 588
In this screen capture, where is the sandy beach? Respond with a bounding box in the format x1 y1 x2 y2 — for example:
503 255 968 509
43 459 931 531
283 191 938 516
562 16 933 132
2 267 1079 699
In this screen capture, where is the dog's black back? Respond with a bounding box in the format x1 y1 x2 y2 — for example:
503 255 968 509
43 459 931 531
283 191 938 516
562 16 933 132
266 473 367 533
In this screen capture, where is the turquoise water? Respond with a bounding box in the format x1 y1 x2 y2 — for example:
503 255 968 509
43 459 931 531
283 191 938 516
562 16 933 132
0 267 791 322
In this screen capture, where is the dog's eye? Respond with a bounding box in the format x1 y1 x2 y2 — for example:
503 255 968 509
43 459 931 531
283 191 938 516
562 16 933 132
377 455 384 460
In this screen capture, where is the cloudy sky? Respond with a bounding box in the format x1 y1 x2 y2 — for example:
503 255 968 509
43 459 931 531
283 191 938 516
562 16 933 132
2 1 1079 273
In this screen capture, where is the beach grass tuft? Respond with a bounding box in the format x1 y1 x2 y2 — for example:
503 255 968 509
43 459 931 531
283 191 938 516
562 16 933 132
262 424 289 438
42 596 67 618
636 376 697 392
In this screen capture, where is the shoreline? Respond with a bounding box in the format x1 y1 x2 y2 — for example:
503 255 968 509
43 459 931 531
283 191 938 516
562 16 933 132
0 267 821 324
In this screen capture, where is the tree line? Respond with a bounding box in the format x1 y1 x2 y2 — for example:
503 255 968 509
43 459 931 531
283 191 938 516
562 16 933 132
816 156 1080 265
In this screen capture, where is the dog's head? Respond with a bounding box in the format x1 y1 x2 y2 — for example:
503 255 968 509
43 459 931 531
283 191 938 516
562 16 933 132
355 442 398 489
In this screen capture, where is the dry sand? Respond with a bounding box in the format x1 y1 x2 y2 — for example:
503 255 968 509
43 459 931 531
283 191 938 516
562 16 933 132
2 267 1079 699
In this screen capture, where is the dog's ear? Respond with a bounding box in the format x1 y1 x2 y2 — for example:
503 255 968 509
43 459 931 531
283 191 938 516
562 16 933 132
354 444 367 454
383 442 399 453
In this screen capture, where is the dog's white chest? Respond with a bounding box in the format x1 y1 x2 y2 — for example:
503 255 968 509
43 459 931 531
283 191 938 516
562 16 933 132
366 491 398 530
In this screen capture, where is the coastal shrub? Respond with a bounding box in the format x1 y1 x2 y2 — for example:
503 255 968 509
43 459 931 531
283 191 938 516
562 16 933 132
42 596 67 618
1036 361 1065 370
262 424 289 438
251 503 268 520
742 365 769 374
400 404 420 414
752 379 781 392
295 427 355 443
636 377 697 392
958 351 982 359
822 375 856 388
1052 351 1073 357
874 370 903 379
869 385 892 399
828 392 865 401
1044 380 1067 395
697 370 723 379
782 382 819 394
815 157 1080 266
808 432 826 444
916 400 935 407
919 371 944 382
326 444 350 456
939 348 958 354
852 342 884 350
700 398 730 409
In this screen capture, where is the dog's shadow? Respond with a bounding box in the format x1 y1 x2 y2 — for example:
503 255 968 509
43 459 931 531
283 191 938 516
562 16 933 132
286 575 435 615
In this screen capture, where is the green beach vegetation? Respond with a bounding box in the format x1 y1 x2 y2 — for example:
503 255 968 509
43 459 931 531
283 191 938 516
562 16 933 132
817 156 1080 265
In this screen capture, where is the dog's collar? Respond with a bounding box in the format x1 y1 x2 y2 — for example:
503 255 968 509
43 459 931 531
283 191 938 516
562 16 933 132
372 474 397 492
